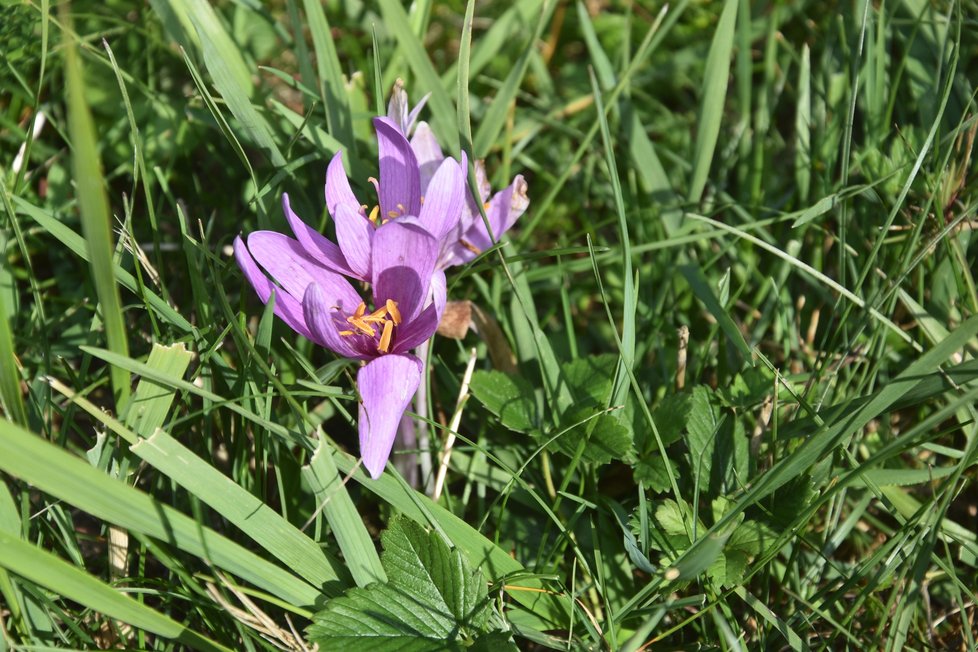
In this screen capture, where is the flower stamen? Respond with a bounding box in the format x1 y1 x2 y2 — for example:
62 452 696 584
386 299 401 325
378 319 394 353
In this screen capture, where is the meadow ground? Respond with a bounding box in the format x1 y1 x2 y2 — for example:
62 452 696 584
1 0 977 649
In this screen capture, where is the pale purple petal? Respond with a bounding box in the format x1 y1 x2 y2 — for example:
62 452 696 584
371 221 437 322
387 81 430 136
411 122 444 191
405 94 430 134
418 153 466 240
325 151 361 216
472 159 492 204
456 175 530 259
391 302 440 353
374 117 422 218
247 232 362 313
386 81 410 134
282 194 353 276
302 283 366 360
333 203 374 279
357 353 423 479
430 269 447 317
234 236 318 343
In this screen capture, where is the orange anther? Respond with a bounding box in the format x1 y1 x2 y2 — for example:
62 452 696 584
347 317 375 336
378 319 394 352
338 329 355 337
363 305 389 324
386 299 401 325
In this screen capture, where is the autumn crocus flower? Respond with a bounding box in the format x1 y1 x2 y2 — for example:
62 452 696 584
386 85 530 270
235 217 444 479
284 117 467 296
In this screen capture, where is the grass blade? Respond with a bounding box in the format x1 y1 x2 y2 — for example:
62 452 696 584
63 5 130 407
687 0 738 203
0 531 233 652
0 418 327 608
301 0 354 148
376 0 459 153
302 440 386 587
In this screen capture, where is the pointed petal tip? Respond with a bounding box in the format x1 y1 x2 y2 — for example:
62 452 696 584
357 354 423 480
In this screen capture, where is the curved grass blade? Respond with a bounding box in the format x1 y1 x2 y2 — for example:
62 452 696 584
0 420 327 608
0 531 233 652
687 0 737 203
63 5 130 407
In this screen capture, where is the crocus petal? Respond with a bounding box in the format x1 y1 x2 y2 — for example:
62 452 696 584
333 203 373 279
374 117 422 218
392 302 440 353
234 236 318 344
405 94 430 134
357 353 423 479
387 80 430 136
302 283 367 360
248 232 362 316
430 269 447 317
411 122 444 191
418 153 466 240
371 220 437 322
459 175 530 255
325 151 361 216
283 194 353 276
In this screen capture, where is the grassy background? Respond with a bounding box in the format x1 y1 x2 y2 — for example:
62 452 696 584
1 0 977 649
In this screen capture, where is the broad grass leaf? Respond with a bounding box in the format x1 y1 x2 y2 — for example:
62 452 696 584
307 516 493 649
469 370 537 433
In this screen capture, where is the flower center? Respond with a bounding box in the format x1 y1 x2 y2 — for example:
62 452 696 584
338 299 401 353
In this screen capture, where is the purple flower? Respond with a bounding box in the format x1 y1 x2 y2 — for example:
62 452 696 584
386 86 530 270
234 116 468 479
284 117 467 296
235 219 441 479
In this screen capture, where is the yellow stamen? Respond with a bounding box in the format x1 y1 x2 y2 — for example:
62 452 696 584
387 210 399 218
378 319 394 352
368 205 380 224
459 238 481 255
339 330 355 336
363 305 389 324
386 299 401 325
346 307 376 336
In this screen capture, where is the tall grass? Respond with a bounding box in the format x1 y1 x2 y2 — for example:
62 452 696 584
1 0 976 649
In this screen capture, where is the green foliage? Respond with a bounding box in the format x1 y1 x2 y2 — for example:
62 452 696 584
306 516 511 650
2 0 977 649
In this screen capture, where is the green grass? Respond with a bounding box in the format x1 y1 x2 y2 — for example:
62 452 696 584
2 0 977 649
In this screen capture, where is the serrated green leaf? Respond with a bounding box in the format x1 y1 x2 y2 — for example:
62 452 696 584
383 518 489 631
686 385 719 492
469 370 537 433
654 499 691 539
308 517 492 649
549 409 632 464
633 455 678 493
560 354 618 405
650 392 691 448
